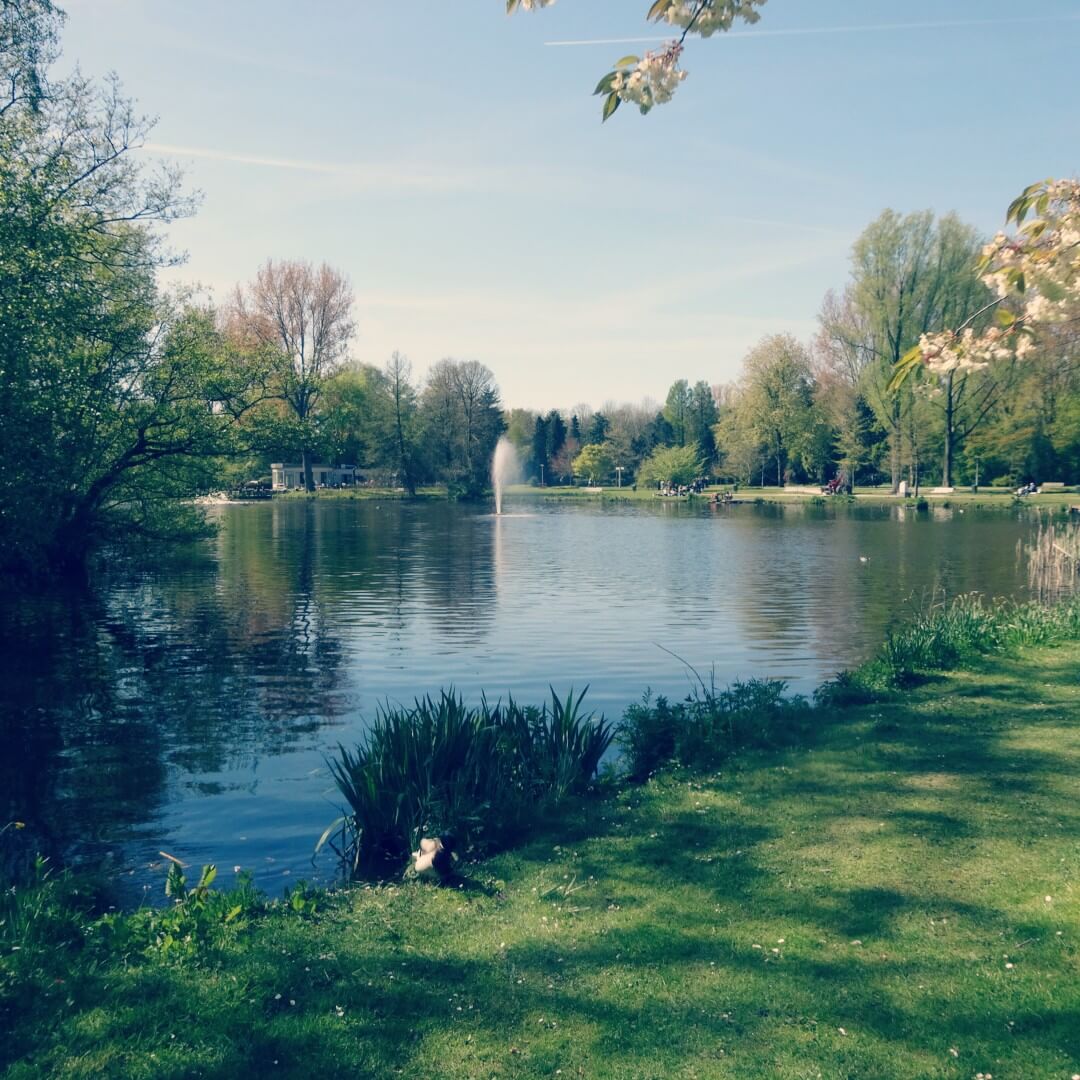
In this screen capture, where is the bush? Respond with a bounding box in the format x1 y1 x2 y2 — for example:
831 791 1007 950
619 678 810 781
848 593 1080 689
323 690 613 876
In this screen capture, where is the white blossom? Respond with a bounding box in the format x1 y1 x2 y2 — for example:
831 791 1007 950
920 178 1080 376
661 0 767 37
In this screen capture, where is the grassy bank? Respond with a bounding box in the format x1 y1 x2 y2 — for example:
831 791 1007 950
506 483 1080 511
4 619 1080 1076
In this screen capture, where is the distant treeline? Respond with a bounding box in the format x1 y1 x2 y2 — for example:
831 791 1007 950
5 2 1079 576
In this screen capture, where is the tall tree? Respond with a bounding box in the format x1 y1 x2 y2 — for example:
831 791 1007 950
831 210 990 490
420 359 505 497
380 351 421 494
231 259 355 492
739 335 819 486
663 379 693 446
587 411 610 445
0 0 255 572
531 414 549 483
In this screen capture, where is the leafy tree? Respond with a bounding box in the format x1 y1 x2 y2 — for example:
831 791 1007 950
0 0 256 572
825 210 990 490
320 363 383 469
637 444 703 489
738 335 820 486
572 442 615 485
419 359 505 497
714 404 764 485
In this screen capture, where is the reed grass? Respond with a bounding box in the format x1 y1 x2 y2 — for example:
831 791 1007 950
322 689 613 875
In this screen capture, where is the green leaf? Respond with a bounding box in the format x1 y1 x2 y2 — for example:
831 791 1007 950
613 55 640 68
888 344 924 393
225 904 243 924
315 816 346 856
647 0 672 20
1015 272 1026 294
602 92 621 122
593 72 617 96
995 308 1016 327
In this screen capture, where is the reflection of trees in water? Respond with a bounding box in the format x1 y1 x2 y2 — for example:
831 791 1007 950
414 507 496 644
0 509 350 871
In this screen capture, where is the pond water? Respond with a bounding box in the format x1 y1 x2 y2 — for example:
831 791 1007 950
0 498 1042 900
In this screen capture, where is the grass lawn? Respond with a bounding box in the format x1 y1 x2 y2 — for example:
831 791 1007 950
4 646 1080 1078
506 484 1079 511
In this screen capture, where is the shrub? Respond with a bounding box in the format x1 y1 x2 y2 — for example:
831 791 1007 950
322 689 613 876
619 678 810 780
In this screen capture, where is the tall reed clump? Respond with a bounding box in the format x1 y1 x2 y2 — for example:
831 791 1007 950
321 689 613 876
618 678 811 782
1024 518 1080 602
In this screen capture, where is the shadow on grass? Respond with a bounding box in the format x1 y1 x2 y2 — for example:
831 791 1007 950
6 648 1080 1078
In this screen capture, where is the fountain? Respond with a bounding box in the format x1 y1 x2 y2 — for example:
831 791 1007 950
491 437 519 515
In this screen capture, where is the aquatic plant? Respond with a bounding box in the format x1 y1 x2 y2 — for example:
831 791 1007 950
321 689 613 876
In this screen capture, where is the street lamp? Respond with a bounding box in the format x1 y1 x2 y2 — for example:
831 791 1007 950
615 465 623 488
540 463 545 487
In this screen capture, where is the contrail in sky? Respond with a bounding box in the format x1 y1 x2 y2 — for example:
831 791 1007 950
544 14 1080 47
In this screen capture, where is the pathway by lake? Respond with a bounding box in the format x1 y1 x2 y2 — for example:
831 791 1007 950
0 499 1042 899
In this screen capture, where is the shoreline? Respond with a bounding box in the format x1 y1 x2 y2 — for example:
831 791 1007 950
4 597 1080 1077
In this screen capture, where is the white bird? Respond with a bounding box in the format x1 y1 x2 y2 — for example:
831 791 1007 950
858 556 870 563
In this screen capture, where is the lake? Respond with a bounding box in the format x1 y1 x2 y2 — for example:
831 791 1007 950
0 497 1042 900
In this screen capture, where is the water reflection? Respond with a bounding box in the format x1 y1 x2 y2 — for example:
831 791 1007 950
0 500 1042 896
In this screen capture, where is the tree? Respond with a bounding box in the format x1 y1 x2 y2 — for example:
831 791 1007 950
738 335 819 486
572 442 615 485
0 0 256 572
689 380 719 461
714 401 765 485
230 259 355 492
531 414 549 483
637 444 703 489
823 211 991 490
320 363 383 469
663 379 693 446
586 411 610 445
380 351 421 494
419 359 505 497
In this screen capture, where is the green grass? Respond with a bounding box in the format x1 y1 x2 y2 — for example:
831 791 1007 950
506 483 1080 510
4 644 1080 1078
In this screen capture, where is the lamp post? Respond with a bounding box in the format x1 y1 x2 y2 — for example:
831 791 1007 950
615 465 623 488
540 463 545 487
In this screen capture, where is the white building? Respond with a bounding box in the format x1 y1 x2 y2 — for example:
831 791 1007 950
270 463 359 490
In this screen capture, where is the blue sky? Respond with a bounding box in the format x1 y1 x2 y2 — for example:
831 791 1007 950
60 1 1079 410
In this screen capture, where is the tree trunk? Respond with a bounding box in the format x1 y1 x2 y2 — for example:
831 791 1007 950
302 448 315 492
942 371 955 487
889 398 901 494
